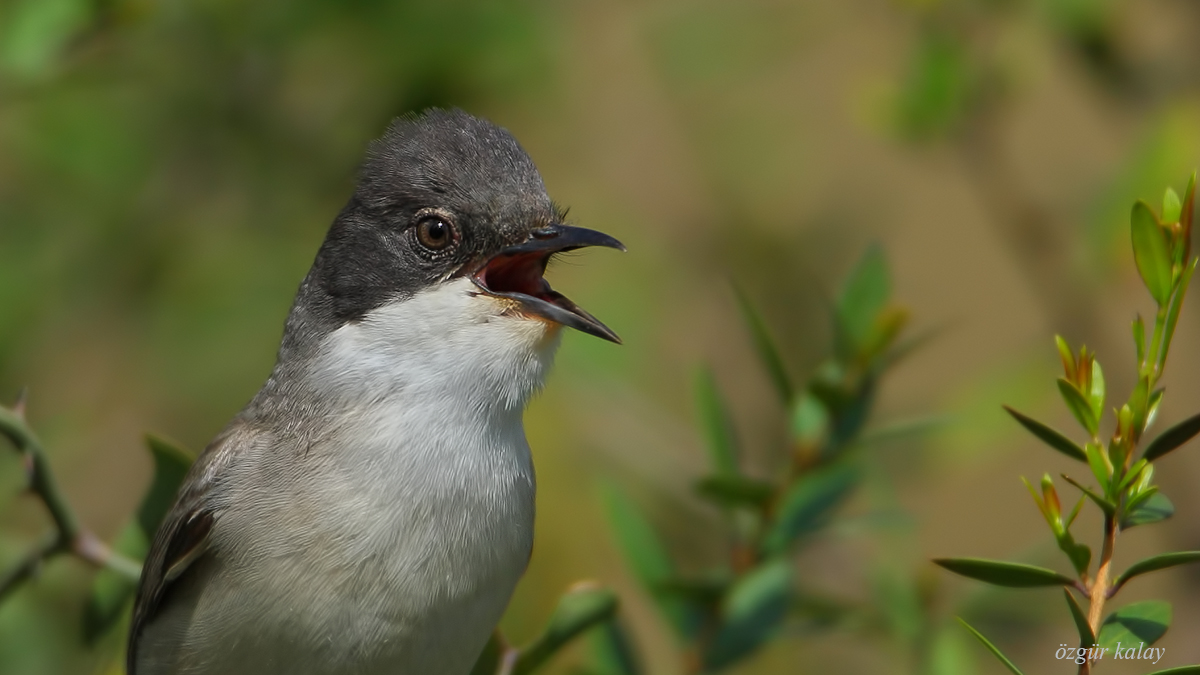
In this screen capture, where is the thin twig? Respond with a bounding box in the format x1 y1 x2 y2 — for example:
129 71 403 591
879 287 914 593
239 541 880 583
0 394 142 598
0 532 59 602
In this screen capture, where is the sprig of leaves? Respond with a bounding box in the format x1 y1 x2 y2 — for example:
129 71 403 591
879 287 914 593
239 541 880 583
936 176 1200 674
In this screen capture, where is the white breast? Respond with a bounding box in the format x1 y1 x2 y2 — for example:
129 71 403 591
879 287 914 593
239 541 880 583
155 279 562 675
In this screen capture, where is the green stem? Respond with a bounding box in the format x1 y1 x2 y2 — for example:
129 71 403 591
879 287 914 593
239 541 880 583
0 400 142 596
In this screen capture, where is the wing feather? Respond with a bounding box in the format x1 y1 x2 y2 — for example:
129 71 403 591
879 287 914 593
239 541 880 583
127 423 248 675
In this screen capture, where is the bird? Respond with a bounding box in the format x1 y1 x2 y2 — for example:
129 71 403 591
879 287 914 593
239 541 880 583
127 108 624 675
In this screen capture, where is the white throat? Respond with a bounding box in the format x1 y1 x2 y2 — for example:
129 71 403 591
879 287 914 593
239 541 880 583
310 276 563 414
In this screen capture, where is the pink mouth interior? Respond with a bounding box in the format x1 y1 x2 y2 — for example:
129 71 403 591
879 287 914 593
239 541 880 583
475 252 553 300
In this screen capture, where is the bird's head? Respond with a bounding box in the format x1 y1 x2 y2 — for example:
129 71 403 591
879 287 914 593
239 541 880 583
289 109 622 405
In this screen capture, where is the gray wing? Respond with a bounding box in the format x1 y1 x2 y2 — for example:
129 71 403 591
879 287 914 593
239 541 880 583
127 422 248 675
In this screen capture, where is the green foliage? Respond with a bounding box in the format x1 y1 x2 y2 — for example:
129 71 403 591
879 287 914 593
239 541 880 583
1063 589 1095 646
602 246 916 671
939 176 1200 673
956 618 1025 675
1142 412 1200 462
694 368 739 475
1004 407 1087 461
932 559 1075 588
1098 600 1171 650
1112 552 1200 595
512 585 620 675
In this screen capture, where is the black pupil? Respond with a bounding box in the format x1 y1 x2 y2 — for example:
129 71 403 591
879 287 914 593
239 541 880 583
425 221 446 242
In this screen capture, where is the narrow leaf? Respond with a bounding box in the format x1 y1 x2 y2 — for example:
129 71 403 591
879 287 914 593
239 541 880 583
732 284 793 403
589 618 643 675
694 475 774 509
1163 187 1183 223
1097 600 1171 650
764 463 859 554
933 558 1074 588
956 618 1026 675
1088 360 1105 423
1061 474 1116 517
835 244 890 357
1113 551 1200 596
1084 442 1112 494
1063 589 1095 645
1055 335 1075 377
1058 378 1099 436
790 393 829 446
1132 200 1174 305
1133 315 1146 366
1143 412 1200 462
694 367 738 474
1159 258 1197 371
598 482 686 634
1003 406 1087 461
1121 492 1175 530
703 559 792 669
513 584 619 674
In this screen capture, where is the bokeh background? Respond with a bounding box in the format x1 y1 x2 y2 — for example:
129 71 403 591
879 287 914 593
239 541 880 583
2 0 1200 673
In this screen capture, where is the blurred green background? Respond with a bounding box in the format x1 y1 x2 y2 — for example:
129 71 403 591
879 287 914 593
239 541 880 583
2 0 1200 673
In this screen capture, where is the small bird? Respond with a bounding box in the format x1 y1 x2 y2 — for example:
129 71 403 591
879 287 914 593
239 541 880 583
128 109 623 675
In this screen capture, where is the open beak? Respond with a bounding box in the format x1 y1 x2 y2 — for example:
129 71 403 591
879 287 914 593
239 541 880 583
471 224 625 343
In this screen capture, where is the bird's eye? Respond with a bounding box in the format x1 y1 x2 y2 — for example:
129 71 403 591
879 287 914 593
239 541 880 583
415 216 455 251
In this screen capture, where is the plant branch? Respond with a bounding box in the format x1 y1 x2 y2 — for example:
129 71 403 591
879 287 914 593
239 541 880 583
1087 516 1118 634
0 395 141 599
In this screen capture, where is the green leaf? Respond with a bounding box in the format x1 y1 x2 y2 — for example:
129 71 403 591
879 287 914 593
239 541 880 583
469 632 505 675
1088 360 1105 423
1160 258 1197 371
703 559 792 669
732 284 793 404
1003 406 1087 461
933 558 1075 588
1121 492 1175 530
694 474 774 509
513 584 619 675
1113 552 1200 596
1084 442 1113 495
1055 335 1075 375
1057 534 1091 580
598 482 686 634
1163 187 1183 223
1061 474 1116 517
589 618 643 675
1144 668 1200 675
764 463 860 554
790 392 829 446
1058 378 1099 436
694 367 738 475
956 618 1025 675
654 573 731 605
1097 600 1171 650
836 244 890 356
82 433 194 642
1064 589 1095 646
1143 412 1200 462
1133 315 1146 366
1132 200 1174 305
